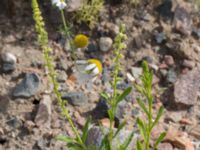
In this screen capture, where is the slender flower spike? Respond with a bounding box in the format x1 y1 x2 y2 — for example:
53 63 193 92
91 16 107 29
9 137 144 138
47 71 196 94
74 34 89 48
51 0 66 10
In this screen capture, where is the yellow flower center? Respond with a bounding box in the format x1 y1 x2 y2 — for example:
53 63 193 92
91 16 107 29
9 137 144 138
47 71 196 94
74 34 89 48
88 59 103 74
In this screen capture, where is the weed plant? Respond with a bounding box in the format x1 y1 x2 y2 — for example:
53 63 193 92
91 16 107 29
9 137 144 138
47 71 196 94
75 0 104 28
134 61 166 150
32 0 165 149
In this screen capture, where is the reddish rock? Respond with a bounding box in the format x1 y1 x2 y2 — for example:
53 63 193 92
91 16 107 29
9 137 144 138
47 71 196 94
164 55 174 67
189 125 200 139
174 69 200 107
157 142 173 150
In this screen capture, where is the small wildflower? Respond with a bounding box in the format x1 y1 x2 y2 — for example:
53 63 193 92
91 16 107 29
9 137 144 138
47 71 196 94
51 0 67 10
76 59 103 81
74 34 89 48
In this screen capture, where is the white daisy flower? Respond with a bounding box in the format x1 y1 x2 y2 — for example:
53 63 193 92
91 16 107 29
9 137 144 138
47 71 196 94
76 59 103 81
51 0 67 10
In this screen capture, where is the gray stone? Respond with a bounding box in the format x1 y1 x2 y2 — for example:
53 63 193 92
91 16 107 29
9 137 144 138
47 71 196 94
174 69 200 106
35 95 51 128
56 70 67 82
13 73 40 98
166 69 177 83
193 28 200 38
0 96 9 112
182 60 195 69
99 37 113 52
65 0 83 12
86 126 137 150
131 67 142 79
62 92 88 106
173 5 192 35
155 32 166 44
1 52 17 72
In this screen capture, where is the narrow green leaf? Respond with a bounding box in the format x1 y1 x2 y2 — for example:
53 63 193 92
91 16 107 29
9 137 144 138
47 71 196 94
113 121 126 138
136 98 149 118
136 118 146 141
100 92 110 100
136 140 143 150
81 117 91 143
151 106 164 130
116 87 132 104
56 135 77 144
152 132 166 150
119 131 134 150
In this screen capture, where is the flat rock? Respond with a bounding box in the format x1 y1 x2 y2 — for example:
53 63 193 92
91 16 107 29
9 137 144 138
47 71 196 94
174 69 200 106
86 126 138 150
13 73 40 98
62 92 88 106
189 124 200 139
1 52 17 72
34 95 51 128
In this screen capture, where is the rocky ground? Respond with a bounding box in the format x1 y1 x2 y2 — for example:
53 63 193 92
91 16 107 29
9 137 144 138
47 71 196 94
0 0 200 150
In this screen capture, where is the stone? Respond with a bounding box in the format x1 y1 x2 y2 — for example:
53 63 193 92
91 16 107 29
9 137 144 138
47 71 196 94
165 128 195 150
174 69 200 106
99 37 113 52
156 0 173 19
157 143 173 150
182 60 195 69
192 28 200 38
155 32 166 44
13 73 40 98
131 67 142 79
62 92 88 106
189 125 200 139
164 55 174 67
0 96 9 112
1 52 17 72
166 69 177 83
56 70 67 82
86 126 137 150
173 4 192 35
7 117 22 129
65 0 83 12
34 95 51 128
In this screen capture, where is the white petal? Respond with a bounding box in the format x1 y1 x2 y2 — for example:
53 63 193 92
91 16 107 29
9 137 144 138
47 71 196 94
127 72 135 82
85 64 96 71
76 60 87 64
92 67 99 75
56 1 66 9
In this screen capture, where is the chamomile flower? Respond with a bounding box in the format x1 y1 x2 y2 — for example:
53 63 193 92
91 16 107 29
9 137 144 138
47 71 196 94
74 34 89 48
76 59 103 81
51 0 66 10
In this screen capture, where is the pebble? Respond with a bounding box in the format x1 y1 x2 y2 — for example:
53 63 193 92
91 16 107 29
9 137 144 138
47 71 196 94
173 4 192 35
1 52 17 72
7 117 22 129
166 69 177 83
157 143 173 150
192 28 200 38
62 92 88 106
56 70 67 82
34 95 51 128
155 32 166 44
13 73 40 98
99 37 113 52
174 69 200 107
164 55 174 67
156 0 173 19
189 125 200 139
182 60 195 69
131 67 142 79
